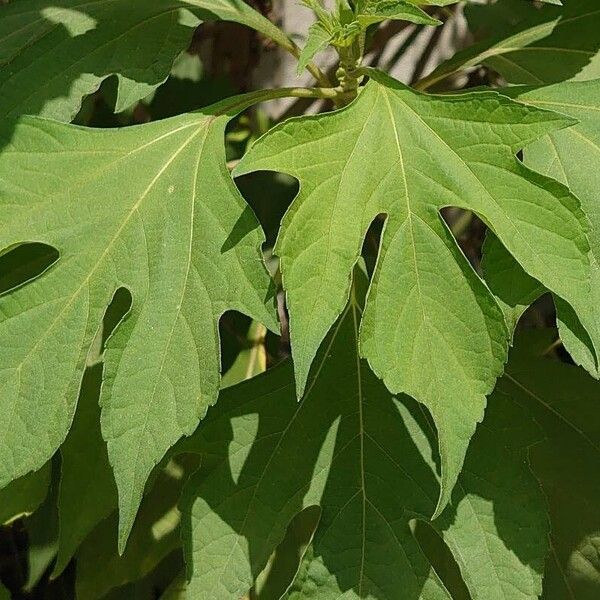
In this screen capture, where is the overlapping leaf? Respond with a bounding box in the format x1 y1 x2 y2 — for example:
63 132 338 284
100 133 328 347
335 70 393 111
0 0 292 121
234 70 594 513
0 463 50 525
179 279 548 600
418 0 600 90
54 364 117 575
484 80 600 375
498 331 600 598
75 456 196 599
0 92 277 550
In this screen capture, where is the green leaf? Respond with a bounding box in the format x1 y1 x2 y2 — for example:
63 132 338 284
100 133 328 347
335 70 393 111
511 81 600 375
220 321 268 389
101 552 184 600
481 233 544 334
498 331 600 598
356 1 441 27
179 278 548 599
0 0 293 121
297 22 332 76
419 0 599 90
24 459 60 592
484 80 600 375
75 456 196 600
0 92 277 552
0 583 8 600
235 70 593 514
0 462 50 525
54 364 118 576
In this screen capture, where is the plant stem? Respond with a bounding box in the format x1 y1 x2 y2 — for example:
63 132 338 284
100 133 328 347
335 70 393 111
213 86 356 117
264 24 331 87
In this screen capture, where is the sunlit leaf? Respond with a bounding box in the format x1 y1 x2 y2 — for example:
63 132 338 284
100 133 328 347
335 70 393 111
0 92 277 551
235 70 593 512
178 272 549 600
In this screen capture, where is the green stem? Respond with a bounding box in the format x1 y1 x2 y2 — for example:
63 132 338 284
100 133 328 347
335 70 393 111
213 86 355 117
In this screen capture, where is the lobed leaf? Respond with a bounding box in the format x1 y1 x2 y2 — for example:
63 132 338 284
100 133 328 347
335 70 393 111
178 276 549 600
498 331 600 598
484 80 600 375
0 0 293 121
419 0 599 90
234 70 594 514
0 92 277 551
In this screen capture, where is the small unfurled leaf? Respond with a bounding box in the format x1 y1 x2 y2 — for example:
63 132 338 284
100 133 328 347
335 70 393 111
297 22 332 76
420 0 599 90
0 93 277 551
0 0 293 121
178 279 548 600
235 70 593 514
498 330 600 599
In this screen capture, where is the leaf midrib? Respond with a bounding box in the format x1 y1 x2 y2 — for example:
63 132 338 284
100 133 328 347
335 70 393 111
3 122 208 448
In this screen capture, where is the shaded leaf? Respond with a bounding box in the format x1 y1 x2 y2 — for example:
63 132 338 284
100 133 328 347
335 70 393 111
75 456 197 600
0 0 293 121
481 233 544 333
178 273 548 600
419 0 600 90
235 70 593 513
498 331 600 598
0 463 50 525
23 460 60 592
54 364 117 576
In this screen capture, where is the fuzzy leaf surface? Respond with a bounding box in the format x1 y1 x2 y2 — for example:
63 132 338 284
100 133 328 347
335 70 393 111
179 285 548 600
0 93 277 551
235 71 593 513
0 0 291 121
